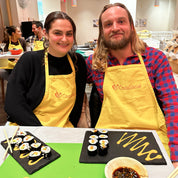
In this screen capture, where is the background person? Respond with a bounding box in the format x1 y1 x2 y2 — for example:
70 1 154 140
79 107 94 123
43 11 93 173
3 26 26 52
86 3 178 167
26 21 45 51
0 26 26 81
5 11 87 128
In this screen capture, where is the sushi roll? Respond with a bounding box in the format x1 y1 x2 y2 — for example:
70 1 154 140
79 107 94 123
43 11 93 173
41 146 51 158
19 143 30 153
99 139 109 147
98 134 108 140
17 131 27 138
90 129 99 135
89 135 99 140
87 145 97 156
23 135 34 144
31 142 42 151
88 138 98 145
29 151 41 161
98 144 108 156
99 129 108 135
10 137 22 148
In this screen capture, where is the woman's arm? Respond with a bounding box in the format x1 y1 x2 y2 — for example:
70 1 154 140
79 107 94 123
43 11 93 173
69 53 87 127
4 52 43 126
19 38 27 51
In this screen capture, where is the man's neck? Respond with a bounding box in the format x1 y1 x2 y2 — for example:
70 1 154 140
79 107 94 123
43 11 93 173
37 31 43 40
110 45 133 65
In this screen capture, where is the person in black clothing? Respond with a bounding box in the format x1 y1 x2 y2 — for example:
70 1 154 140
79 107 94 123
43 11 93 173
4 11 87 127
3 26 26 52
0 26 26 81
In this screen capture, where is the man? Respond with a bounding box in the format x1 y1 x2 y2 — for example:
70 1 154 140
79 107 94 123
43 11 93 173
86 3 178 167
26 21 45 51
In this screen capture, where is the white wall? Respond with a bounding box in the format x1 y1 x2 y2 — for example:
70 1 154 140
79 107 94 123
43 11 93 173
168 0 177 30
67 0 178 44
1 0 178 43
175 0 178 30
66 0 109 45
5 0 39 27
15 0 39 24
42 0 61 21
136 0 176 31
110 0 137 25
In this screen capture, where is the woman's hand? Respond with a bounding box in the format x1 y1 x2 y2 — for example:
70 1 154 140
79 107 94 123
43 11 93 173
173 161 178 168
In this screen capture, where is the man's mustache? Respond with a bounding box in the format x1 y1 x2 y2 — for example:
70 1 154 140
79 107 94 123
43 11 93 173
109 31 124 38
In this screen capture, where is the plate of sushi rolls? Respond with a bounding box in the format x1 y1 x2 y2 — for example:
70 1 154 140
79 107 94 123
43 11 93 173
79 129 166 165
1 131 61 174
79 129 111 163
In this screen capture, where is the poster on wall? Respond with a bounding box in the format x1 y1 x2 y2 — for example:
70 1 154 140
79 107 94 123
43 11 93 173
16 0 39 23
93 19 99 27
17 0 29 9
135 18 147 27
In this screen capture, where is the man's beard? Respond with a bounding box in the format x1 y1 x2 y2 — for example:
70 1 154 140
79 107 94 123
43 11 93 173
103 32 132 50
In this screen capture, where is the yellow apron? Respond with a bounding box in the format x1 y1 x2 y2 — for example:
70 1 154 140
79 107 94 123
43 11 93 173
96 53 170 156
33 51 76 127
7 38 24 69
8 38 23 51
33 38 44 51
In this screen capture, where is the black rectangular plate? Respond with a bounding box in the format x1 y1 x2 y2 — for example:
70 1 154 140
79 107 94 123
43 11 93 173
1 131 61 174
79 131 167 165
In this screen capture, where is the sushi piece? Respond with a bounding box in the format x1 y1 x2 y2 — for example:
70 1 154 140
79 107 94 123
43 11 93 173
99 139 109 147
98 144 108 156
10 137 22 148
31 142 42 151
89 135 98 140
90 129 99 135
29 151 41 161
23 135 34 144
98 134 108 140
99 129 108 135
17 131 27 138
88 138 98 145
87 145 97 156
41 146 51 158
19 143 30 153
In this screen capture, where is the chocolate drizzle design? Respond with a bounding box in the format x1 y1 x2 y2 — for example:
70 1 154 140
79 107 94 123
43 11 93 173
79 131 167 165
1 131 60 174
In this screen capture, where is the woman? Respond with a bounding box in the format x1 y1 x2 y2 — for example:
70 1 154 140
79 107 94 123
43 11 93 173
4 11 87 127
0 26 26 80
3 26 26 52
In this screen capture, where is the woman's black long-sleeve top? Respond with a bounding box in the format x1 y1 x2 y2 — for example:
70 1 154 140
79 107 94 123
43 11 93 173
4 50 87 127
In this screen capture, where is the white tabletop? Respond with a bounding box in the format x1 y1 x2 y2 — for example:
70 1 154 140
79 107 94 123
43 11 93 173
0 52 23 59
0 126 176 178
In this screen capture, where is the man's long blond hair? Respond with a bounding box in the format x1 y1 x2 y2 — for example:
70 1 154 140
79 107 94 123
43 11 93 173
93 3 146 72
